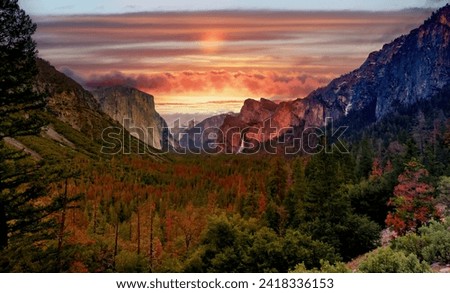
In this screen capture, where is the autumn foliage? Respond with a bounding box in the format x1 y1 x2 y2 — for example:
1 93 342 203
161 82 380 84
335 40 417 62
385 160 440 235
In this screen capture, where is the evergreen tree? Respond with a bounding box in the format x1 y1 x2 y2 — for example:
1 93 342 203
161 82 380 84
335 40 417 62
302 150 349 222
355 137 374 179
1 0 46 247
0 0 44 138
285 157 307 227
266 156 287 204
0 0 54 271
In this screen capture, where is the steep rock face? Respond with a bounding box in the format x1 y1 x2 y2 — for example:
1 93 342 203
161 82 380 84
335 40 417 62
91 86 171 150
36 58 118 141
219 97 324 153
219 5 450 152
309 5 450 121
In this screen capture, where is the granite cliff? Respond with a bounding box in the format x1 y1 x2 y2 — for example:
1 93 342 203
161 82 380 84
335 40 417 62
91 86 172 150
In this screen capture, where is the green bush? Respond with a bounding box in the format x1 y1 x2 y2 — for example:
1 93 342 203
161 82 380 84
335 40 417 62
290 260 351 273
391 233 428 261
319 260 352 273
358 247 431 273
391 219 450 264
419 220 450 264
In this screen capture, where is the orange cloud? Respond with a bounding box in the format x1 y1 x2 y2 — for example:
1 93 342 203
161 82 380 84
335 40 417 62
82 69 327 100
34 9 432 115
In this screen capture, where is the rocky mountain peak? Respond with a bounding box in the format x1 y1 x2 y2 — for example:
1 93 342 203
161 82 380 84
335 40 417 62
427 4 450 26
240 98 278 125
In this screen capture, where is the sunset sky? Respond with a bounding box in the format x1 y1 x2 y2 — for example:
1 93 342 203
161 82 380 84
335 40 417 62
19 0 446 124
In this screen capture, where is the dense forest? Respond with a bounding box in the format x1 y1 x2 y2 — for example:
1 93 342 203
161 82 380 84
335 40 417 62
1 120 449 272
1 0 450 273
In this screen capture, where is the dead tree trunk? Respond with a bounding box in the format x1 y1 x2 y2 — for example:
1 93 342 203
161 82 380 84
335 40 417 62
113 221 119 271
149 203 154 271
57 178 68 272
137 205 141 255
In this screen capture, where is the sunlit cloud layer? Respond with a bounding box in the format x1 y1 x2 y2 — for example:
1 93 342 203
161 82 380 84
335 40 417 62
33 10 432 116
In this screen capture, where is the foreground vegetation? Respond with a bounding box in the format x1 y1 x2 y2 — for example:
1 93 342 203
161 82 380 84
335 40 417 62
2 140 449 272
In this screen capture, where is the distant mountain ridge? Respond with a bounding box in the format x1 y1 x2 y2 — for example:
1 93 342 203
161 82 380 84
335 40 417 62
178 113 233 152
219 5 450 153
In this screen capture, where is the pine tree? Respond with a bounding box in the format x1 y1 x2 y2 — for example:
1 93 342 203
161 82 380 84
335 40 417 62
0 0 44 138
285 157 308 227
266 157 287 204
355 137 374 179
0 1 55 271
1 0 46 247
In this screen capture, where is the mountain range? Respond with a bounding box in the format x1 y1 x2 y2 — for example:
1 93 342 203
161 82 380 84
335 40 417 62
7 5 448 158
219 5 450 153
